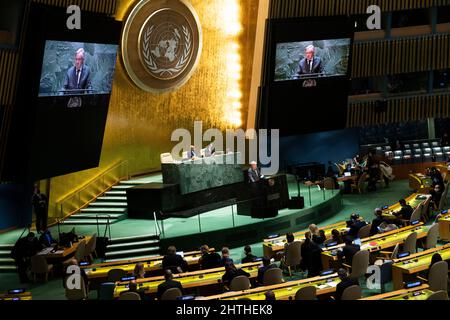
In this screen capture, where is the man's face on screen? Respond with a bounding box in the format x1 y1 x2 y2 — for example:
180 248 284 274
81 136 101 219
305 49 314 61
75 54 84 70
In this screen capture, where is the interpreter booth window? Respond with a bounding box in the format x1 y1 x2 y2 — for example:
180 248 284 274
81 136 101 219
350 77 385 95
433 69 450 91
387 72 429 95
437 6 450 24
359 120 428 146
391 9 431 28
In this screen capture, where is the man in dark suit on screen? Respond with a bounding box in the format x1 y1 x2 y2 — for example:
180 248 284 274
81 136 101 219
63 48 92 95
298 45 324 76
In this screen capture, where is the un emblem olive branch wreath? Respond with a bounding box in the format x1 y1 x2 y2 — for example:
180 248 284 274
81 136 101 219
142 24 192 77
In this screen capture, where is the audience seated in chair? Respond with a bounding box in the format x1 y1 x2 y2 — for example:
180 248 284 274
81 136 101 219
157 269 184 300
133 262 146 279
279 232 295 262
422 253 443 278
11 232 43 284
257 257 277 285
199 244 221 270
337 236 360 266
280 233 302 276
241 245 258 264
309 224 326 245
370 208 386 236
429 184 443 211
334 268 358 301
123 280 146 300
220 247 234 267
330 229 344 245
222 262 250 289
265 290 276 301
393 199 414 224
347 213 367 238
162 246 188 274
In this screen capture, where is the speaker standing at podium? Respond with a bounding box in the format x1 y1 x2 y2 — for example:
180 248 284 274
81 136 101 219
63 48 92 95
248 161 263 183
298 45 324 76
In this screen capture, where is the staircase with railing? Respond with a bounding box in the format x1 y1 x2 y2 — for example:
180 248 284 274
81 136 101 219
55 160 130 226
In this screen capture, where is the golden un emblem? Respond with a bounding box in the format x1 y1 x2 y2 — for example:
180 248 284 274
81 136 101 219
121 0 202 93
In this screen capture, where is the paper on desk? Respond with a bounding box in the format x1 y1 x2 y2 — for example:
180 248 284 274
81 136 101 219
316 284 329 290
37 248 53 255
326 281 338 288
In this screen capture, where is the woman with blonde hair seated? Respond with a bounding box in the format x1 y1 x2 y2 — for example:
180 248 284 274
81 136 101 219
133 262 146 279
308 224 325 245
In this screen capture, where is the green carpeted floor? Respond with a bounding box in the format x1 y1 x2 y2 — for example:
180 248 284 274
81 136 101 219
0 179 445 299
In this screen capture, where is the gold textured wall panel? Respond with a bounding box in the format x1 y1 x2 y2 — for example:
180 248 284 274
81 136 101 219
47 0 260 217
1 0 450 216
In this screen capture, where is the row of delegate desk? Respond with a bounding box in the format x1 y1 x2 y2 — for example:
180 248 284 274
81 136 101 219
202 231 447 301
321 223 429 269
83 248 216 286
36 235 92 260
0 292 32 301
83 225 443 300
84 193 439 300
93 224 440 300
113 262 262 299
360 284 434 300
262 193 431 260
381 193 431 220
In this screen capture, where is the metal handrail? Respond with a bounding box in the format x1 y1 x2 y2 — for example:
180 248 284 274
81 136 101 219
56 160 130 220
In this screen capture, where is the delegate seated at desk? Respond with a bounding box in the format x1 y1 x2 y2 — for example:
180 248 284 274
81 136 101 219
188 145 198 160
248 161 264 183
393 199 414 221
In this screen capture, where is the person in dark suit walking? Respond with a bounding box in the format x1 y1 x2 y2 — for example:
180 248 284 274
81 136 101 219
337 237 360 265
63 48 92 95
298 45 324 76
157 270 184 300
